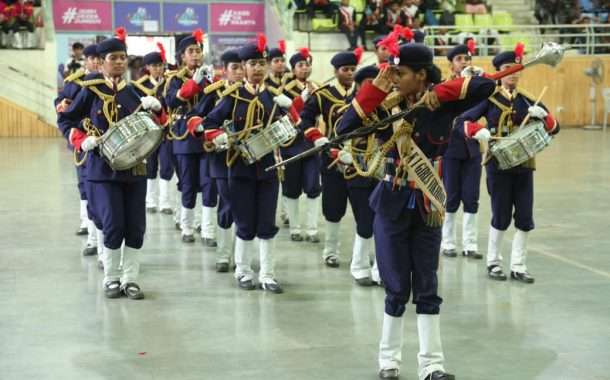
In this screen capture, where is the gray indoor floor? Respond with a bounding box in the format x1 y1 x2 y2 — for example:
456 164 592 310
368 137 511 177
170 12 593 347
1 128 609 380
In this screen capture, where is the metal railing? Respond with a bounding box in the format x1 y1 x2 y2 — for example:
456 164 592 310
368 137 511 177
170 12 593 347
423 23 610 56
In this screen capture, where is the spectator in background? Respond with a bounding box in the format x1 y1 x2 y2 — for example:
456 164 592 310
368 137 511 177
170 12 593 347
401 0 420 27
383 1 406 33
419 0 440 25
465 0 489 14
338 0 358 50
535 0 580 26
359 0 385 49
64 42 85 76
11 0 33 33
307 0 337 19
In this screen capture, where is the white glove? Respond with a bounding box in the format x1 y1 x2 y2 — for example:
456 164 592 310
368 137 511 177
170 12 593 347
461 65 485 77
273 94 293 109
213 132 228 147
528 105 548 120
140 96 161 112
314 136 329 148
473 128 491 142
195 124 205 133
81 136 100 152
301 88 311 103
338 149 353 165
193 65 209 84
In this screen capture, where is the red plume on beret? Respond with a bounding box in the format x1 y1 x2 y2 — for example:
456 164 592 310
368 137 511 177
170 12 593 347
256 33 267 53
115 27 127 42
401 26 414 42
514 42 525 62
299 47 310 60
278 39 286 55
157 42 166 63
354 46 363 64
193 28 204 45
467 39 476 55
379 33 399 58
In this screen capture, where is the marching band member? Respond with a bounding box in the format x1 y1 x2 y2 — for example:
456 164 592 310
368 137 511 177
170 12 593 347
186 49 244 272
55 43 103 261
455 44 559 284
164 29 218 246
278 48 322 243
58 30 167 299
132 43 174 215
202 35 292 293
265 39 289 91
336 43 496 380
441 40 484 259
265 40 291 227
301 49 375 285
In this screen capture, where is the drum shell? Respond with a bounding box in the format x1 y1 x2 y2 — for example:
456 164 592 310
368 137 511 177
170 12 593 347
99 112 164 171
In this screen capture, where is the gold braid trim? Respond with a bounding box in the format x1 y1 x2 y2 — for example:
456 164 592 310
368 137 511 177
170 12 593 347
87 86 119 124
72 118 102 167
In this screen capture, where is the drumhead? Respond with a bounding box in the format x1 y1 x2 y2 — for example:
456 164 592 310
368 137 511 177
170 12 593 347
101 112 164 171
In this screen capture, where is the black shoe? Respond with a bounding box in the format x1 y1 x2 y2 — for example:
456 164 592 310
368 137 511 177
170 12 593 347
237 276 256 290
182 234 195 243
146 207 157 213
488 265 508 281
355 277 375 287
290 233 303 242
216 262 229 273
82 245 97 256
442 249 457 258
196 225 202 233
511 271 535 284
379 368 399 379
260 280 284 294
104 281 122 299
75 227 88 236
305 234 320 243
160 208 173 215
175 222 181 231
462 250 483 259
202 237 217 247
324 256 339 268
121 282 145 300
425 370 455 380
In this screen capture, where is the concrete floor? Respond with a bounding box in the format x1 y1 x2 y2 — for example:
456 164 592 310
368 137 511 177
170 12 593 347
1 128 609 380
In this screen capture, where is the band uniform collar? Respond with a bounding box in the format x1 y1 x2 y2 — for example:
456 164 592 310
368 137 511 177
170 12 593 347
332 78 354 98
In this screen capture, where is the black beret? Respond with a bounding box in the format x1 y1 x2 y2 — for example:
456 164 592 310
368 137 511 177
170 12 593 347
96 38 127 57
354 65 379 84
143 52 163 65
221 49 241 64
83 44 98 58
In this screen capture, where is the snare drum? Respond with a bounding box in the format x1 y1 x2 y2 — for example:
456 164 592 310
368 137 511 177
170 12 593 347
490 121 552 170
99 112 164 171
237 116 298 164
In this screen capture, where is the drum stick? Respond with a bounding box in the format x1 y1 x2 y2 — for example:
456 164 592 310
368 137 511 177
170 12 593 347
481 85 548 166
327 157 341 169
515 86 548 130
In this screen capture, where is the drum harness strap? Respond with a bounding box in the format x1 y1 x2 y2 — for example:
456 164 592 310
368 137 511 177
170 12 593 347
165 68 198 141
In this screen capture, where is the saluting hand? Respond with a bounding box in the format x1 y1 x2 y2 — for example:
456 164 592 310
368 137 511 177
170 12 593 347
372 66 395 93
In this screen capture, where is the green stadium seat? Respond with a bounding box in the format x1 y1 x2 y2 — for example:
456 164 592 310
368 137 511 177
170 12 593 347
454 13 475 32
311 17 338 32
493 11 513 32
474 14 493 28
352 0 366 13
